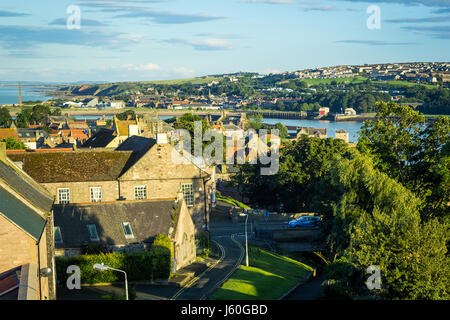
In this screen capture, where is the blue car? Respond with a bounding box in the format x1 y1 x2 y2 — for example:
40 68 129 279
288 216 321 228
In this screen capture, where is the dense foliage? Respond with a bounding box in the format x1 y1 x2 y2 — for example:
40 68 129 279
231 102 449 299
1 137 28 150
358 102 450 222
0 108 12 127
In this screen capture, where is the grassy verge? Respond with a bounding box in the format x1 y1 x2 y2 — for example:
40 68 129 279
210 246 313 300
216 191 251 209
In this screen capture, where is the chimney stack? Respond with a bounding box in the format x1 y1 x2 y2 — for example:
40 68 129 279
18 81 22 106
157 133 168 144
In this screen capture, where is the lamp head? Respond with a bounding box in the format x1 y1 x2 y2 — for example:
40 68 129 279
39 267 52 277
93 263 108 271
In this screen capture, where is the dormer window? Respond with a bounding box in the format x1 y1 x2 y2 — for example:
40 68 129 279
87 224 99 241
122 222 134 239
54 226 63 244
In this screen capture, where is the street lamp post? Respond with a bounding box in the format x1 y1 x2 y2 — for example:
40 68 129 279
240 212 249 267
93 263 128 300
245 213 249 267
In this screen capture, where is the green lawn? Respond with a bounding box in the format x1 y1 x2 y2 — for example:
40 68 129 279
210 246 313 300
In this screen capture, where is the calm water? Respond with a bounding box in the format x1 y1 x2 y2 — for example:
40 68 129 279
0 85 53 105
263 118 362 142
71 115 362 142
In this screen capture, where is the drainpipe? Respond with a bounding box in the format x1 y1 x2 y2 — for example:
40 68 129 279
202 175 212 244
37 238 41 300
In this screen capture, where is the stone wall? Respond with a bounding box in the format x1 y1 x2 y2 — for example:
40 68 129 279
0 214 37 273
0 214 53 300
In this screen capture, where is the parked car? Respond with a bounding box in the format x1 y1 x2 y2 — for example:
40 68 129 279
288 216 321 228
229 206 244 218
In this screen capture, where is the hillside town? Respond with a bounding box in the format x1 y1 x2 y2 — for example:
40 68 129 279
16 62 445 116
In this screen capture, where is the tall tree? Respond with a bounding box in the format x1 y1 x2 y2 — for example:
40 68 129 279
0 108 12 128
323 154 449 300
358 101 449 221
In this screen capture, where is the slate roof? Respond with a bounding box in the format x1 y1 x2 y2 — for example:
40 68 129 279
53 200 177 248
0 159 54 212
7 151 134 183
0 186 47 241
115 136 156 153
297 127 327 137
115 136 157 171
81 128 116 148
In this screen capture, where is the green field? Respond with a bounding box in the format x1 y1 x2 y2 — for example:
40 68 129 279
301 76 368 85
371 80 436 88
279 76 437 88
210 246 313 300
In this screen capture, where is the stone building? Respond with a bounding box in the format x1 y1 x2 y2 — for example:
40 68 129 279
0 143 56 300
53 196 196 270
335 129 349 143
7 138 214 233
297 127 327 139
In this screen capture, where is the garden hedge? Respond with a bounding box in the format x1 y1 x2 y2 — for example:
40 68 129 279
56 247 171 285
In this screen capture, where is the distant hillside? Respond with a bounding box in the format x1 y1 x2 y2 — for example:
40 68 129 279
59 76 224 97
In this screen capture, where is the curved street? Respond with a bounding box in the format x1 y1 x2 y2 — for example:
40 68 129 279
171 233 245 300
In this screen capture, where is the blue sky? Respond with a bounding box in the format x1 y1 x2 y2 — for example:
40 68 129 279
0 0 448 82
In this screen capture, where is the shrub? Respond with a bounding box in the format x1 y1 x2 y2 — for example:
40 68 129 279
196 231 210 249
56 248 170 284
151 246 171 279
152 234 173 275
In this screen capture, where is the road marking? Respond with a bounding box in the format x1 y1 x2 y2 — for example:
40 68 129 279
200 234 245 300
171 239 226 300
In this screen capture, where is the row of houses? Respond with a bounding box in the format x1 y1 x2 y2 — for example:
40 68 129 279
63 99 126 109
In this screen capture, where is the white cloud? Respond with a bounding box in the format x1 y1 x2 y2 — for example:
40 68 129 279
189 38 234 50
122 62 161 71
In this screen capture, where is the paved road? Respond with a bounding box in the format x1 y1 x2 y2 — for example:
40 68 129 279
171 234 244 300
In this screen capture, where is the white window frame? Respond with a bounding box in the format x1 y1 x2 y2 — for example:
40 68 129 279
87 224 100 241
58 188 70 204
182 183 194 207
122 222 134 239
90 187 102 203
54 226 63 244
134 185 147 200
